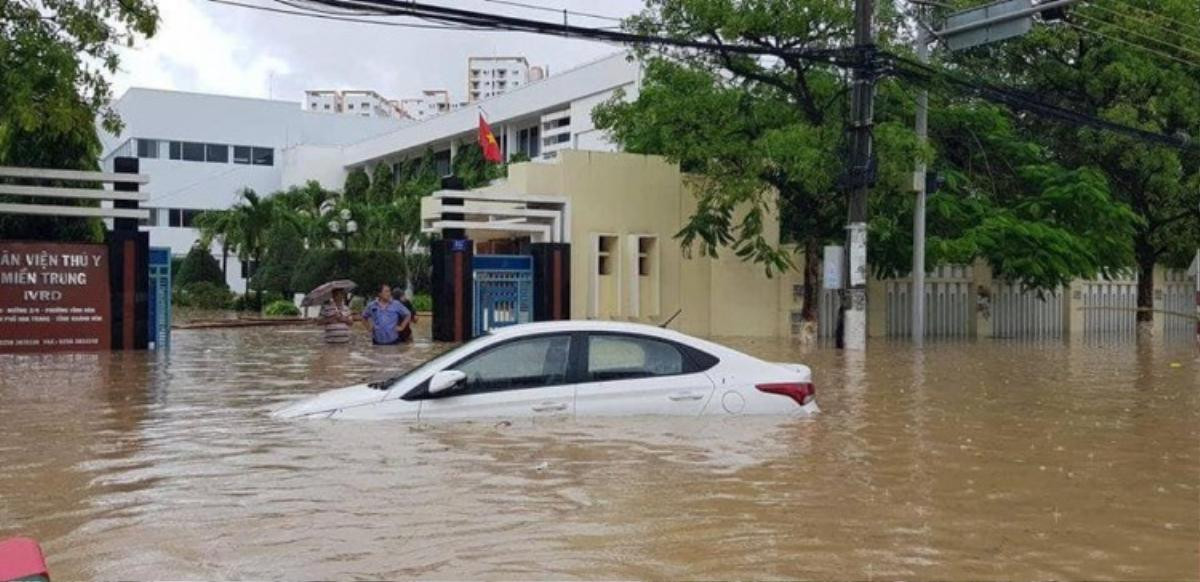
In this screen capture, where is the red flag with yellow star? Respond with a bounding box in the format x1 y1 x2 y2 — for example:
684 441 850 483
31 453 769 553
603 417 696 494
478 114 503 163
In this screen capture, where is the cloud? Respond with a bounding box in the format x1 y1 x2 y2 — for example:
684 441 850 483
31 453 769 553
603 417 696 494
112 0 644 104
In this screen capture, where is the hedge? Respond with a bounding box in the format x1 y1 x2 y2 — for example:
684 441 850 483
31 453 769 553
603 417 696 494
290 249 431 299
176 245 227 289
263 299 300 317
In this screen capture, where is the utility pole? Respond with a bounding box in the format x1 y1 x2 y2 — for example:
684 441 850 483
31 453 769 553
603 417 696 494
911 11 931 344
839 0 876 351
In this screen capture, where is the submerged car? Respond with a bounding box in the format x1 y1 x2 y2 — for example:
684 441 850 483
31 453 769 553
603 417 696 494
273 321 819 421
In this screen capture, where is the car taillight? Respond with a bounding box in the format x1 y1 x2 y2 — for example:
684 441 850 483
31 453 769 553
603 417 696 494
756 382 815 406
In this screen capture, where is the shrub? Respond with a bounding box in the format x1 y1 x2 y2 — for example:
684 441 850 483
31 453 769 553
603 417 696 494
176 244 227 289
403 252 432 296
349 295 365 314
290 249 406 300
252 220 304 297
230 290 286 312
175 281 233 310
263 299 300 317
410 293 432 312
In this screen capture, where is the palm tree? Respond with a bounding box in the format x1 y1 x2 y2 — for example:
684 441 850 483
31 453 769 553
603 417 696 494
195 207 241 277
228 188 275 284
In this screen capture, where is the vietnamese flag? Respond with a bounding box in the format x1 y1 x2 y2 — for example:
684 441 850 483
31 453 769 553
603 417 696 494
478 114 503 163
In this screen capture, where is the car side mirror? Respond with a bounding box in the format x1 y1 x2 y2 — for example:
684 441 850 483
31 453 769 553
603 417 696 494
428 370 466 395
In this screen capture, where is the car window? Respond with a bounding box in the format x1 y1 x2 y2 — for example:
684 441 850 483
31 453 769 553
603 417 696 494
454 334 572 393
587 334 685 381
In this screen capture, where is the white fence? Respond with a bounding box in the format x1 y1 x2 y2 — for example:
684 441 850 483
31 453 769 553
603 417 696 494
885 265 972 339
1081 273 1139 341
1164 269 1195 341
991 282 1064 340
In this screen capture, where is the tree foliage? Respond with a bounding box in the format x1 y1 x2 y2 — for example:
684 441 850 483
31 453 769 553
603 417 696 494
0 0 157 241
175 243 226 289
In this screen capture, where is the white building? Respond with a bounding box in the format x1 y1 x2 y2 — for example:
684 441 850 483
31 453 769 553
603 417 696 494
467 56 547 102
99 88 406 292
99 52 638 293
396 89 456 121
304 89 404 118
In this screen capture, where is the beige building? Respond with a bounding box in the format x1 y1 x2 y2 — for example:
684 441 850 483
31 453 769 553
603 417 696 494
422 150 797 337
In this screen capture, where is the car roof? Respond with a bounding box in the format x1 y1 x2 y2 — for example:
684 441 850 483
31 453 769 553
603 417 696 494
485 320 696 342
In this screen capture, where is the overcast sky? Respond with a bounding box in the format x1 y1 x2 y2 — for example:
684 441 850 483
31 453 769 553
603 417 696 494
113 0 645 104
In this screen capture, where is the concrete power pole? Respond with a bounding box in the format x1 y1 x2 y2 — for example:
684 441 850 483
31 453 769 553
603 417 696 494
911 12 931 344
840 0 876 351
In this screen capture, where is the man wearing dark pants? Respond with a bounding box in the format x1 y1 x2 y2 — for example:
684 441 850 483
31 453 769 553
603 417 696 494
362 283 412 345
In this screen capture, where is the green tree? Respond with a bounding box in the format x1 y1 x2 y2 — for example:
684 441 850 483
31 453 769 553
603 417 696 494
195 207 242 277
343 167 370 204
946 0 1200 329
368 163 395 205
197 188 275 291
253 218 305 298
0 0 157 241
175 243 226 289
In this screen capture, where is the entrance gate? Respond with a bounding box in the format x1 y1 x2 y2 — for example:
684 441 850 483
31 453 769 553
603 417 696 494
472 254 533 336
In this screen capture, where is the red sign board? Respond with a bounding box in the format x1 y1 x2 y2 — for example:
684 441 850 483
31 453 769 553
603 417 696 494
0 242 111 353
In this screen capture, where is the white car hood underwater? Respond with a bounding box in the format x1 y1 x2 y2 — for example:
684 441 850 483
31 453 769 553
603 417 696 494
273 384 386 419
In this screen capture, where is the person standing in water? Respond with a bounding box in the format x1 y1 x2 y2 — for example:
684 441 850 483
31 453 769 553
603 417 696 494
362 283 411 345
317 288 354 344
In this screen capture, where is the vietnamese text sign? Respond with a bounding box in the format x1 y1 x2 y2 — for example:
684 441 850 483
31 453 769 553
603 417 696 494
0 242 111 352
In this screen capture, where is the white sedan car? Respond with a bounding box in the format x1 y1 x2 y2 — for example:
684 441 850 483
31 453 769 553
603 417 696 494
273 321 818 421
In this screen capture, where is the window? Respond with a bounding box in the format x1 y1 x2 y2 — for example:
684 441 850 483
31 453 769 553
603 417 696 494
181 209 202 227
587 335 684 381
205 143 228 163
168 208 181 227
454 334 572 393
233 146 251 164
137 139 159 159
543 133 571 146
638 237 656 276
169 141 182 160
144 208 160 226
241 259 257 279
597 235 616 276
324 104 331 110
181 142 205 161
348 103 355 110
251 147 273 166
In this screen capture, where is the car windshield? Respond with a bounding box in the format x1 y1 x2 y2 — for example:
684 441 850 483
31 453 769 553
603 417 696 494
367 333 491 391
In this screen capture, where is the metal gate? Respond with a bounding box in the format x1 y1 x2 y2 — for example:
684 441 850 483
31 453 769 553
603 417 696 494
472 254 533 337
148 247 171 350
886 265 973 339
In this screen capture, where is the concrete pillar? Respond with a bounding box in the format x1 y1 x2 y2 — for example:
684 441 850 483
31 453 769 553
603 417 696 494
971 259 993 339
1151 264 1167 338
1064 279 1086 342
867 275 887 338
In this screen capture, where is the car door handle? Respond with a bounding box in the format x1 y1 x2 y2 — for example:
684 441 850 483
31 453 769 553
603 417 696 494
532 402 567 412
668 392 705 401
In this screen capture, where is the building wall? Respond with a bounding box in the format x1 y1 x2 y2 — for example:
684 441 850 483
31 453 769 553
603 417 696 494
484 150 790 337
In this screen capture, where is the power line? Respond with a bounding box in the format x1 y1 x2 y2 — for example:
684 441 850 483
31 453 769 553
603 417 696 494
1064 20 1200 71
482 0 625 23
206 0 490 30
885 51 1196 151
1073 10 1200 62
1085 3 1200 48
1099 0 1200 36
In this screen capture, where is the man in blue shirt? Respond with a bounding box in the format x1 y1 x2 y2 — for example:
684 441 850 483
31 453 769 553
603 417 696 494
362 283 412 345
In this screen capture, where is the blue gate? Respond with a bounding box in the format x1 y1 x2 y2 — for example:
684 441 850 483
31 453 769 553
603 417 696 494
148 247 172 350
472 254 533 336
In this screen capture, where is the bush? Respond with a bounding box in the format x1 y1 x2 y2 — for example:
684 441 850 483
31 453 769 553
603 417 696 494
290 249 406 300
410 293 432 312
252 220 305 297
349 295 365 314
263 299 300 317
230 290 286 312
176 245 227 289
174 281 233 310
403 252 432 296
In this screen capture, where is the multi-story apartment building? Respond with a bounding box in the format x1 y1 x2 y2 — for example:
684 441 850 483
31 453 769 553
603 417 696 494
396 90 456 121
467 56 547 102
304 89 404 118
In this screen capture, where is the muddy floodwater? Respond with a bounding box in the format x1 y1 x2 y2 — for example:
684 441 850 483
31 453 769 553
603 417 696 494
1 325 1197 580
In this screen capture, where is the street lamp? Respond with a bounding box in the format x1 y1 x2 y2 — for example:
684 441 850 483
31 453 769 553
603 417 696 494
329 210 358 272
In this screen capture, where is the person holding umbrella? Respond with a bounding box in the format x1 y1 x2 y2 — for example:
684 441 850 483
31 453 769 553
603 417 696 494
303 280 357 345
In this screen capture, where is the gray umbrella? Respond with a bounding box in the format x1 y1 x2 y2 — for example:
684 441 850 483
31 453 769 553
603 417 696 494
302 279 356 307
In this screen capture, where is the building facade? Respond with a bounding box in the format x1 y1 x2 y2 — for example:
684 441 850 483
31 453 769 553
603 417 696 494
100 88 405 292
467 56 546 102
304 89 404 118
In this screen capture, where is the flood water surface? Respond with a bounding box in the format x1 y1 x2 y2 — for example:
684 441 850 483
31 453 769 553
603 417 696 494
1 327 1197 580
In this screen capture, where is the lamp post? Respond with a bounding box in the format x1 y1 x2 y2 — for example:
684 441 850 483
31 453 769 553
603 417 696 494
328 208 358 274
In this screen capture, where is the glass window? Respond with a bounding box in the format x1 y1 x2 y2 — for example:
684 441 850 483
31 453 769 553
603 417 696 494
181 209 202 227
233 146 251 164
137 139 158 159
205 144 228 163
181 142 205 161
168 208 182 227
587 335 684 381
454 335 572 392
251 147 273 166
169 141 182 160
348 103 355 109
